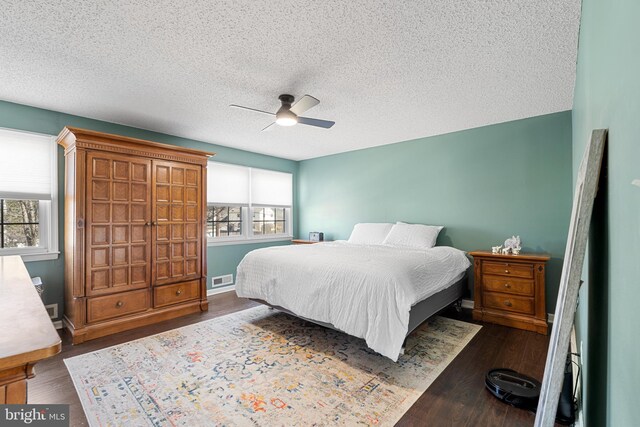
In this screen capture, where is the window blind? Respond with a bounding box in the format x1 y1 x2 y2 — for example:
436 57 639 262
0 128 54 200
207 162 250 205
251 168 292 207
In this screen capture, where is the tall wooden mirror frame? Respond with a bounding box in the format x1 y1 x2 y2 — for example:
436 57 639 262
535 129 607 426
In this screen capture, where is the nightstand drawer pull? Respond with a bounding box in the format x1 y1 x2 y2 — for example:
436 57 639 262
116 301 124 308
504 300 512 307
504 283 511 289
176 289 182 296
505 269 510 274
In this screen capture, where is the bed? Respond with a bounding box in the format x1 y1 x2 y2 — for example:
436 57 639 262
235 223 471 361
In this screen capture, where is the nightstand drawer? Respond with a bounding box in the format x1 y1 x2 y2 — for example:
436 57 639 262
483 261 533 279
483 276 534 296
483 292 535 315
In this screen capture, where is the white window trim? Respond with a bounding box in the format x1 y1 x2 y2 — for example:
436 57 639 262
207 164 293 246
0 130 59 262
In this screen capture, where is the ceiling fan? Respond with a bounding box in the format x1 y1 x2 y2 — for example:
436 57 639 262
230 94 335 131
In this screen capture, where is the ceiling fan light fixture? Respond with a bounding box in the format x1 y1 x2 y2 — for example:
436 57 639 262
275 110 298 126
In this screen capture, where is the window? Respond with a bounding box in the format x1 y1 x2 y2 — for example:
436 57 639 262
207 206 243 237
252 207 286 235
1 199 40 248
0 128 58 261
207 162 292 244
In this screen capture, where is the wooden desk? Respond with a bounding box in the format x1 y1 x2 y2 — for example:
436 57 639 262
0 256 61 403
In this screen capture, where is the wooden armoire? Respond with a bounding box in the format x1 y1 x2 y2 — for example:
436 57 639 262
57 127 213 344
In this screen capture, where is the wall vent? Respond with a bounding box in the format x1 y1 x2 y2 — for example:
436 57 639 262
212 274 234 287
45 303 58 319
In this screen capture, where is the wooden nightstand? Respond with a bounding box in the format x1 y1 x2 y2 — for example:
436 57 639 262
470 251 550 335
291 239 326 244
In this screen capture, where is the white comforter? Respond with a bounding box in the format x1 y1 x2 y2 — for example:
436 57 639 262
235 241 470 361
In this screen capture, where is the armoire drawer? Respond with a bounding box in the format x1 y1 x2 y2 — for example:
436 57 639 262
154 280 200 308
87 289 150 323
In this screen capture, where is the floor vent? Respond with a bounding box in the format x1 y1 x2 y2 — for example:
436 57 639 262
212 274 234 287
45 303 58 319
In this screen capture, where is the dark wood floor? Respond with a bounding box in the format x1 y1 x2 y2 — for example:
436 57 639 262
30 292 549 426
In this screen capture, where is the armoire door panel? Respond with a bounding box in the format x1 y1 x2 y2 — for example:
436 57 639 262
152 160 201 286
171 168 185 185
171 205 184 221
113 161 130 181
156 262 170 281
186 205 198 222
131 163 148 182
112 267 128 287
91 269 110 291
131 184 147 202
156 185 170 202
112 182 129 201
171 242 184 258
185 242 197 258
156 243 170 260
91 158 111 179
156 224 170 240
155 166 170 184
86 152 152 296
171 224 184 240
112 204 129 223
131 225 146 243
171 187 184 202
185 169 198 186
112 225 129 244
156 204 170 222
185 224 197 240
131 204 147 222
112 246 128 265
92 180 110 200
91 248 109 268
92 203 110 223
91 226 110 246
131 265 147 285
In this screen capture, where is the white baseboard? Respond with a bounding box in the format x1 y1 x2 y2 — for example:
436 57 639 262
207 285 235 296
53 320 63 330
459 299 555 324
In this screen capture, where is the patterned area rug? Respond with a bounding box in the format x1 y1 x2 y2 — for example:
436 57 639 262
65 306 481 426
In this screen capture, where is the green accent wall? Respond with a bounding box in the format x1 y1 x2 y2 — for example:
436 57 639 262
572 0 640 425
0 100 298 318
298 111 573 311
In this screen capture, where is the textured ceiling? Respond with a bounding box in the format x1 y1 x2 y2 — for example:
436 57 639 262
0 1 580 160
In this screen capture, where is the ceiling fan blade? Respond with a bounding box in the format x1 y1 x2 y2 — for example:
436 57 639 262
261 122 277 132
230 104 275 116
290 95 320 115
297 116 335 129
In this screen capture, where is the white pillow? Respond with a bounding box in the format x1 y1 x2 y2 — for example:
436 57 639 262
348 223 394 245
382 222 444 249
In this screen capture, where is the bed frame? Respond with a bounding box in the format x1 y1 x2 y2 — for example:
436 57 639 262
250 273 467 340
